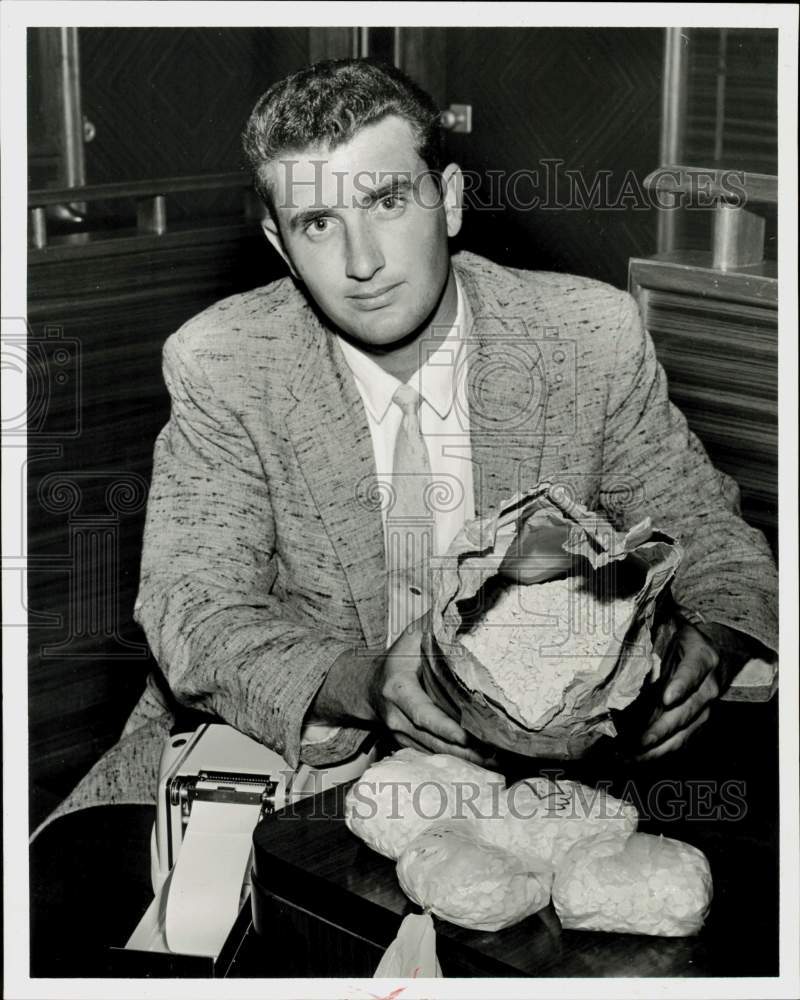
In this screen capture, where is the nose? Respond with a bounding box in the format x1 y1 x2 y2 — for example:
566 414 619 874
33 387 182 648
344 216 385 282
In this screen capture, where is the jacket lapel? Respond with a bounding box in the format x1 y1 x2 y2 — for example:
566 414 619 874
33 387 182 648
284 323 387 651
456 259 548 516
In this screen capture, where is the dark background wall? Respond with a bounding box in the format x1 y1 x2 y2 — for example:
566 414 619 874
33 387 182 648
443 28 664 289
80 28 310 181
78 27 311 220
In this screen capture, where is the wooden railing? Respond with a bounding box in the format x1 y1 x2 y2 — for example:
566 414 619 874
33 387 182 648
28 171 264 248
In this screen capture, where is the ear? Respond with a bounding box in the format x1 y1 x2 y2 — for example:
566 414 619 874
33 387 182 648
440 163 463 239
260 216 300 279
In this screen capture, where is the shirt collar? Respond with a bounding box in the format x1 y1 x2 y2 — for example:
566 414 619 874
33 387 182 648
338 273 470 423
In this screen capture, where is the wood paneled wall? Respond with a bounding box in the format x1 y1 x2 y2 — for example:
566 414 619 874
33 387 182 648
630 257 778 551
27 224 285 828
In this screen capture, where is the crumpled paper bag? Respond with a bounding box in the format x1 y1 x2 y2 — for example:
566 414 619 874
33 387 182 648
421 483 682 758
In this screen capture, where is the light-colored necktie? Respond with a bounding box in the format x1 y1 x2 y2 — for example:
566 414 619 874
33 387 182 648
386 384 435 646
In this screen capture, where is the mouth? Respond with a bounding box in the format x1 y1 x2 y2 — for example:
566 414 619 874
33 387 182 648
347 282 403 309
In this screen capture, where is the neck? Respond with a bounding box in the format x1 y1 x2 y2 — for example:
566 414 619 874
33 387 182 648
357 268 458 384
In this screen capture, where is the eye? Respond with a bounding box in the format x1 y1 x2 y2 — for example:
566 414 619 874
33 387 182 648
304 217 333 239
375 192 406 214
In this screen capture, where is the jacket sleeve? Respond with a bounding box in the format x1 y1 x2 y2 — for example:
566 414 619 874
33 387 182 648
133 331 368 769
597 292 778 656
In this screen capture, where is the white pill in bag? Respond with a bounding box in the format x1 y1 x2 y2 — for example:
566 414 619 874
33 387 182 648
397 819 552 932
344 748 504 860
481 776 639 869
553 831 713 936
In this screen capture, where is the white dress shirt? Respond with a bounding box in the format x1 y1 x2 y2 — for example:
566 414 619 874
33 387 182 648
338 273 475 565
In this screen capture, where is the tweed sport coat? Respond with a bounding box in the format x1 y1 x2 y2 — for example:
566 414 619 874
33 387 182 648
45 250 778 825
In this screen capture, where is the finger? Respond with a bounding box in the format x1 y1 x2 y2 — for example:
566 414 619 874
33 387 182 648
641 672 719 750
662 629 719 707
635 706 711 762
393 730 493 766
391 677 470 746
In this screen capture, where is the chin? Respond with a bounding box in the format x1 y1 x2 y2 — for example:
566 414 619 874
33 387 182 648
349 312 426 350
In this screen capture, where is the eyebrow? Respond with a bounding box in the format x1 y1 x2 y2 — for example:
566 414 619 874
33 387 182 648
288 207 332 233
286 176 414 232
359 175 413 206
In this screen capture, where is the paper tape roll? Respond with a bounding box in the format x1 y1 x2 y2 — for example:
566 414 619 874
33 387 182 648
164 799 261 956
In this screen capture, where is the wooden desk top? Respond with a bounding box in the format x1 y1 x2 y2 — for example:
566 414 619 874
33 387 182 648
250 703 779 978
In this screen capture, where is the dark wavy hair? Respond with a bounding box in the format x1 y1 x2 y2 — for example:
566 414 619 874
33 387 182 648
241 58 444 209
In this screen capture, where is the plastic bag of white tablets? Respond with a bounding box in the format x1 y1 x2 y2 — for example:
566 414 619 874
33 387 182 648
552 831 713 936
397 819 552 932
344 748 504 860
475 776 638 869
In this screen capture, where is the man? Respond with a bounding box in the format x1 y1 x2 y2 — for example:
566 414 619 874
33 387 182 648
31 57 777 971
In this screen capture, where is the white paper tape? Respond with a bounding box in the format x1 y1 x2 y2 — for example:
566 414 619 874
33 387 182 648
164 799 261 957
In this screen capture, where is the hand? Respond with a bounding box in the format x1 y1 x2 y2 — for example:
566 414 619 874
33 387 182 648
635 621 728 761
498 519 573 585
368 615 494 765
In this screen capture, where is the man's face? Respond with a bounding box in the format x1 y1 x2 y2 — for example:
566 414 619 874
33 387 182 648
261 115 462 352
